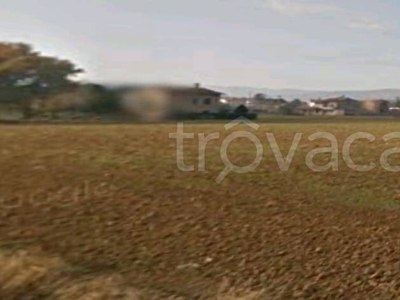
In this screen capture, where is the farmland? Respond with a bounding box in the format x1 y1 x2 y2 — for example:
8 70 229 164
1 118 400 299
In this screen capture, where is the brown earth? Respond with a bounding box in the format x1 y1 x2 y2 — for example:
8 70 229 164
1 121 400 299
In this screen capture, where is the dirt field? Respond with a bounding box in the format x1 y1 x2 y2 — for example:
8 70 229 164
1 119 400 299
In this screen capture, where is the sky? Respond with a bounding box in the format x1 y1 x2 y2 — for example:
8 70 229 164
1 0 400 90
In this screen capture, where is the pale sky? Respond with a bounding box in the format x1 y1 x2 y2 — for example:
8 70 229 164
1 0 400 90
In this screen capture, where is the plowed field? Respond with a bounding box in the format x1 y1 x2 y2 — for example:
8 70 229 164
1 120 400 299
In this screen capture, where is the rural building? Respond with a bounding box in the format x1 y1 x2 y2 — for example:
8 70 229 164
361 99 391 115
117 84 224 120
253 97 288 114
310 96 361 116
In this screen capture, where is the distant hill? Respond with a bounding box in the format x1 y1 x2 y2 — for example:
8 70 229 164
210 86 400 101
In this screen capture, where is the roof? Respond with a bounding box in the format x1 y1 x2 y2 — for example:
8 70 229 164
169 87 223 96
115 84 223 96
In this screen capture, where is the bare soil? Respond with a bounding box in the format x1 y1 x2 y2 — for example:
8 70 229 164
1 121 400 299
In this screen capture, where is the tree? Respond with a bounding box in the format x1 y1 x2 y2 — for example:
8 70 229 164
0 42 83 117
234 104 249 115
291 99 302 106
254 93 267 101
81 84 119 113
395 97 400 108
280 99 303 115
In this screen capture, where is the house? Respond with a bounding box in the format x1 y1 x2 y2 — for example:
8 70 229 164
117 84 224 120
284 100 335 116
253 97 288 114
310 96 361 116
361 99 391 115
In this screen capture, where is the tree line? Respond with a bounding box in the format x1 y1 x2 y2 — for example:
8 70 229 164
0 42 118 118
